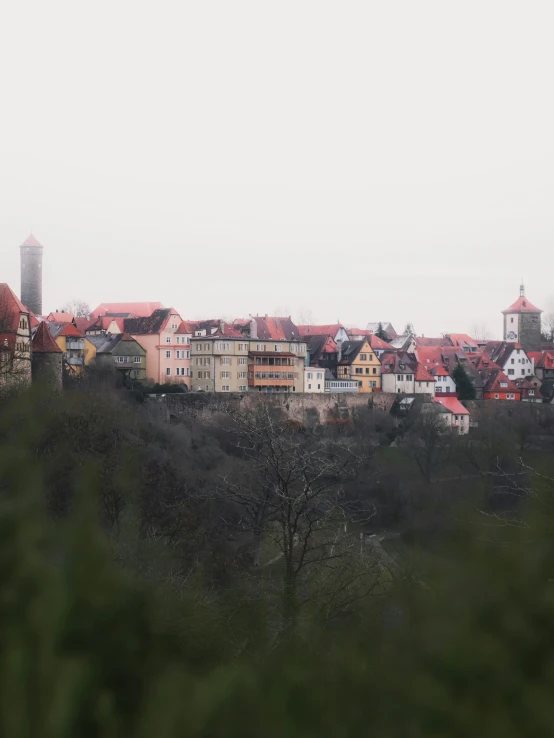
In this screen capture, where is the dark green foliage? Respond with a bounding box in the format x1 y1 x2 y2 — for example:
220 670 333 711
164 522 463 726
452 362 477 400
2 385 554 735
375 321 388 340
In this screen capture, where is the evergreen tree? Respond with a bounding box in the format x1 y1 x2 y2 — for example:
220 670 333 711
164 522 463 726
375 322 388 340
452 362 476 400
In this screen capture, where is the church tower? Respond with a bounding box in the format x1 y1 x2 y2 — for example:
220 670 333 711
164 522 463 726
20 233 44 316
502 283 542 353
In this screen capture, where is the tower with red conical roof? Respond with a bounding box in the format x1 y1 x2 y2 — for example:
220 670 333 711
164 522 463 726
501 283 542 352
20 233 44 316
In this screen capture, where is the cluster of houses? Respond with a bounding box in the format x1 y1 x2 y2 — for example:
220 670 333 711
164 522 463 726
2 275 554 436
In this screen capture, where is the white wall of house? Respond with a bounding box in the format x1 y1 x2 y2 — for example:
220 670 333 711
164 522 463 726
304 368 325 393
414 380 435 395
434 375 456 393
381 373 415 393
501 347 534 379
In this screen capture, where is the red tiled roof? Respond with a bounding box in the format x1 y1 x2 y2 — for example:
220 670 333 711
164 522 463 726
527 351 541 365
434 397 469 415
0 283 30 332
47 312 75 323
368 334 394 351
176 320 195 334
254 317 300 341
74 317 95 333
298 324 344 337
482 370 519 394
21 233 43 248
415 364 435 382
92 302 165 318
57 323 83 338
472 354 500 371
414 336 446 347
536 351 554 370
502 296 542 314
32 321 62 353
432 366 451 377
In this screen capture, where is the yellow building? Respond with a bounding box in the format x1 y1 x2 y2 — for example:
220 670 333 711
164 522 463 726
49 322 96 374
337 340 381 392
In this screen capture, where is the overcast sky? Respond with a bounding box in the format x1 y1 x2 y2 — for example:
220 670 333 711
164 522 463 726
2 0 553 336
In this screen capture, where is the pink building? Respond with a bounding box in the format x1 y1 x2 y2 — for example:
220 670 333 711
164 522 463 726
125 309 191 387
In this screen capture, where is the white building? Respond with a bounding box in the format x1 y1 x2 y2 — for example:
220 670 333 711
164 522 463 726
433 396 470 435
304 367 325 393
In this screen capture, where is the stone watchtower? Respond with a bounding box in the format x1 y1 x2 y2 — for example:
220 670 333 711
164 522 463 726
20 233 44 316
502 283 542 353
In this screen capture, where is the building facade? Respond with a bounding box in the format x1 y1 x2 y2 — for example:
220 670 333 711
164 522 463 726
337 340 381 392
125 309 190 386
502 286 542 353
304 367 325 393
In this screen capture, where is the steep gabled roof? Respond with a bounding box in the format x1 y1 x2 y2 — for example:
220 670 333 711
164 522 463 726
415 364 435 382
305 334 338 361
481 369 519 394
338 341 365 365
253 316 301 341
47 312 75 323
367 334 394 351
32 321 62 353
502 296 542 314
447 333 479 350
434 397 470 415
379 351 417 374
124 309 171 335
414 336 447 347
176 320 195 335
0 283 30 332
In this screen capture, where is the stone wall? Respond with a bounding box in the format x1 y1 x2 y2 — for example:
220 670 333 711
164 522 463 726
149 391 400 427
519 312 542 353
32 353 63 391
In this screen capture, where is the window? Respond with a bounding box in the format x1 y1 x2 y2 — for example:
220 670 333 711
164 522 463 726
406 375 413 381
274 344 281 352
166 368 171 376
221 371 230 378
355 368 363 374
308 372 312 379
239 343 247 352
221 385 230 392
166 350 171 359
445 386 451 392
521 369 525 376
238 385 247 391
511 358 514 364
176 367 186 376
308 384 312 390
256 344 266 352
358 381 363 388
436 387 442 393
221 357 230 365
500 382 508 388
317 384 321 390
238 371 247 378
511 317 514 323
360 354 367 361
365 368 370 374
508 369 514 375
397 374 403 381
369 380 376 387
239 357 247 365
115 356 127 363
529 390 535 396
134 356 141 363
494 393 499 399
372 367 377 374
166 336 171 343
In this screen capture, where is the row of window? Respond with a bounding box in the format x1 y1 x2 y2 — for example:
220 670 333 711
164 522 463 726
359 353 374 361
166 350 190 359
219 372 248 378
115 356 142 364
306 372 323 380
354 367 378 375
193 342 307 353
494 393 516 400
358 380 377 388
220 385 248 392
507 369 528 376
327 381 358 388
165 367 190 376
165 336 190 345
252 372 297 379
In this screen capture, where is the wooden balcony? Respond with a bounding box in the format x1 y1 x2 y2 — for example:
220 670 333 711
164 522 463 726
248 372 295 388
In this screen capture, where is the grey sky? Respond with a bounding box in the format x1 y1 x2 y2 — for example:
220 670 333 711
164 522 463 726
2 0 553 336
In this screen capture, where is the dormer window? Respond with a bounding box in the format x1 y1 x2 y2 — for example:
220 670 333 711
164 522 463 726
500 382 508 388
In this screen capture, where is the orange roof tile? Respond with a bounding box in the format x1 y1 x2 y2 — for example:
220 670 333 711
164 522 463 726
502 296 542 314
434 397 469 415
415 364 435 382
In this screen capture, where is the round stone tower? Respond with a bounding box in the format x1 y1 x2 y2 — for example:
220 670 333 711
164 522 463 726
20 233 44 316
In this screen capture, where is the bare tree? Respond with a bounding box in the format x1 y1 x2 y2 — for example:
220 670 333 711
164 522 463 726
541 312 554 342
295 307 316 325
407 408 450 483
470 321 491 341
216 402 381 635
61 299 91 318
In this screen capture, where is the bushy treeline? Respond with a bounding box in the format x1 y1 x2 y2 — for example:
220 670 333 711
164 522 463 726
1 384 554 735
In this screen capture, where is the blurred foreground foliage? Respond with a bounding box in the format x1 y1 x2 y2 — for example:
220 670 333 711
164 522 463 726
1 385 554 736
